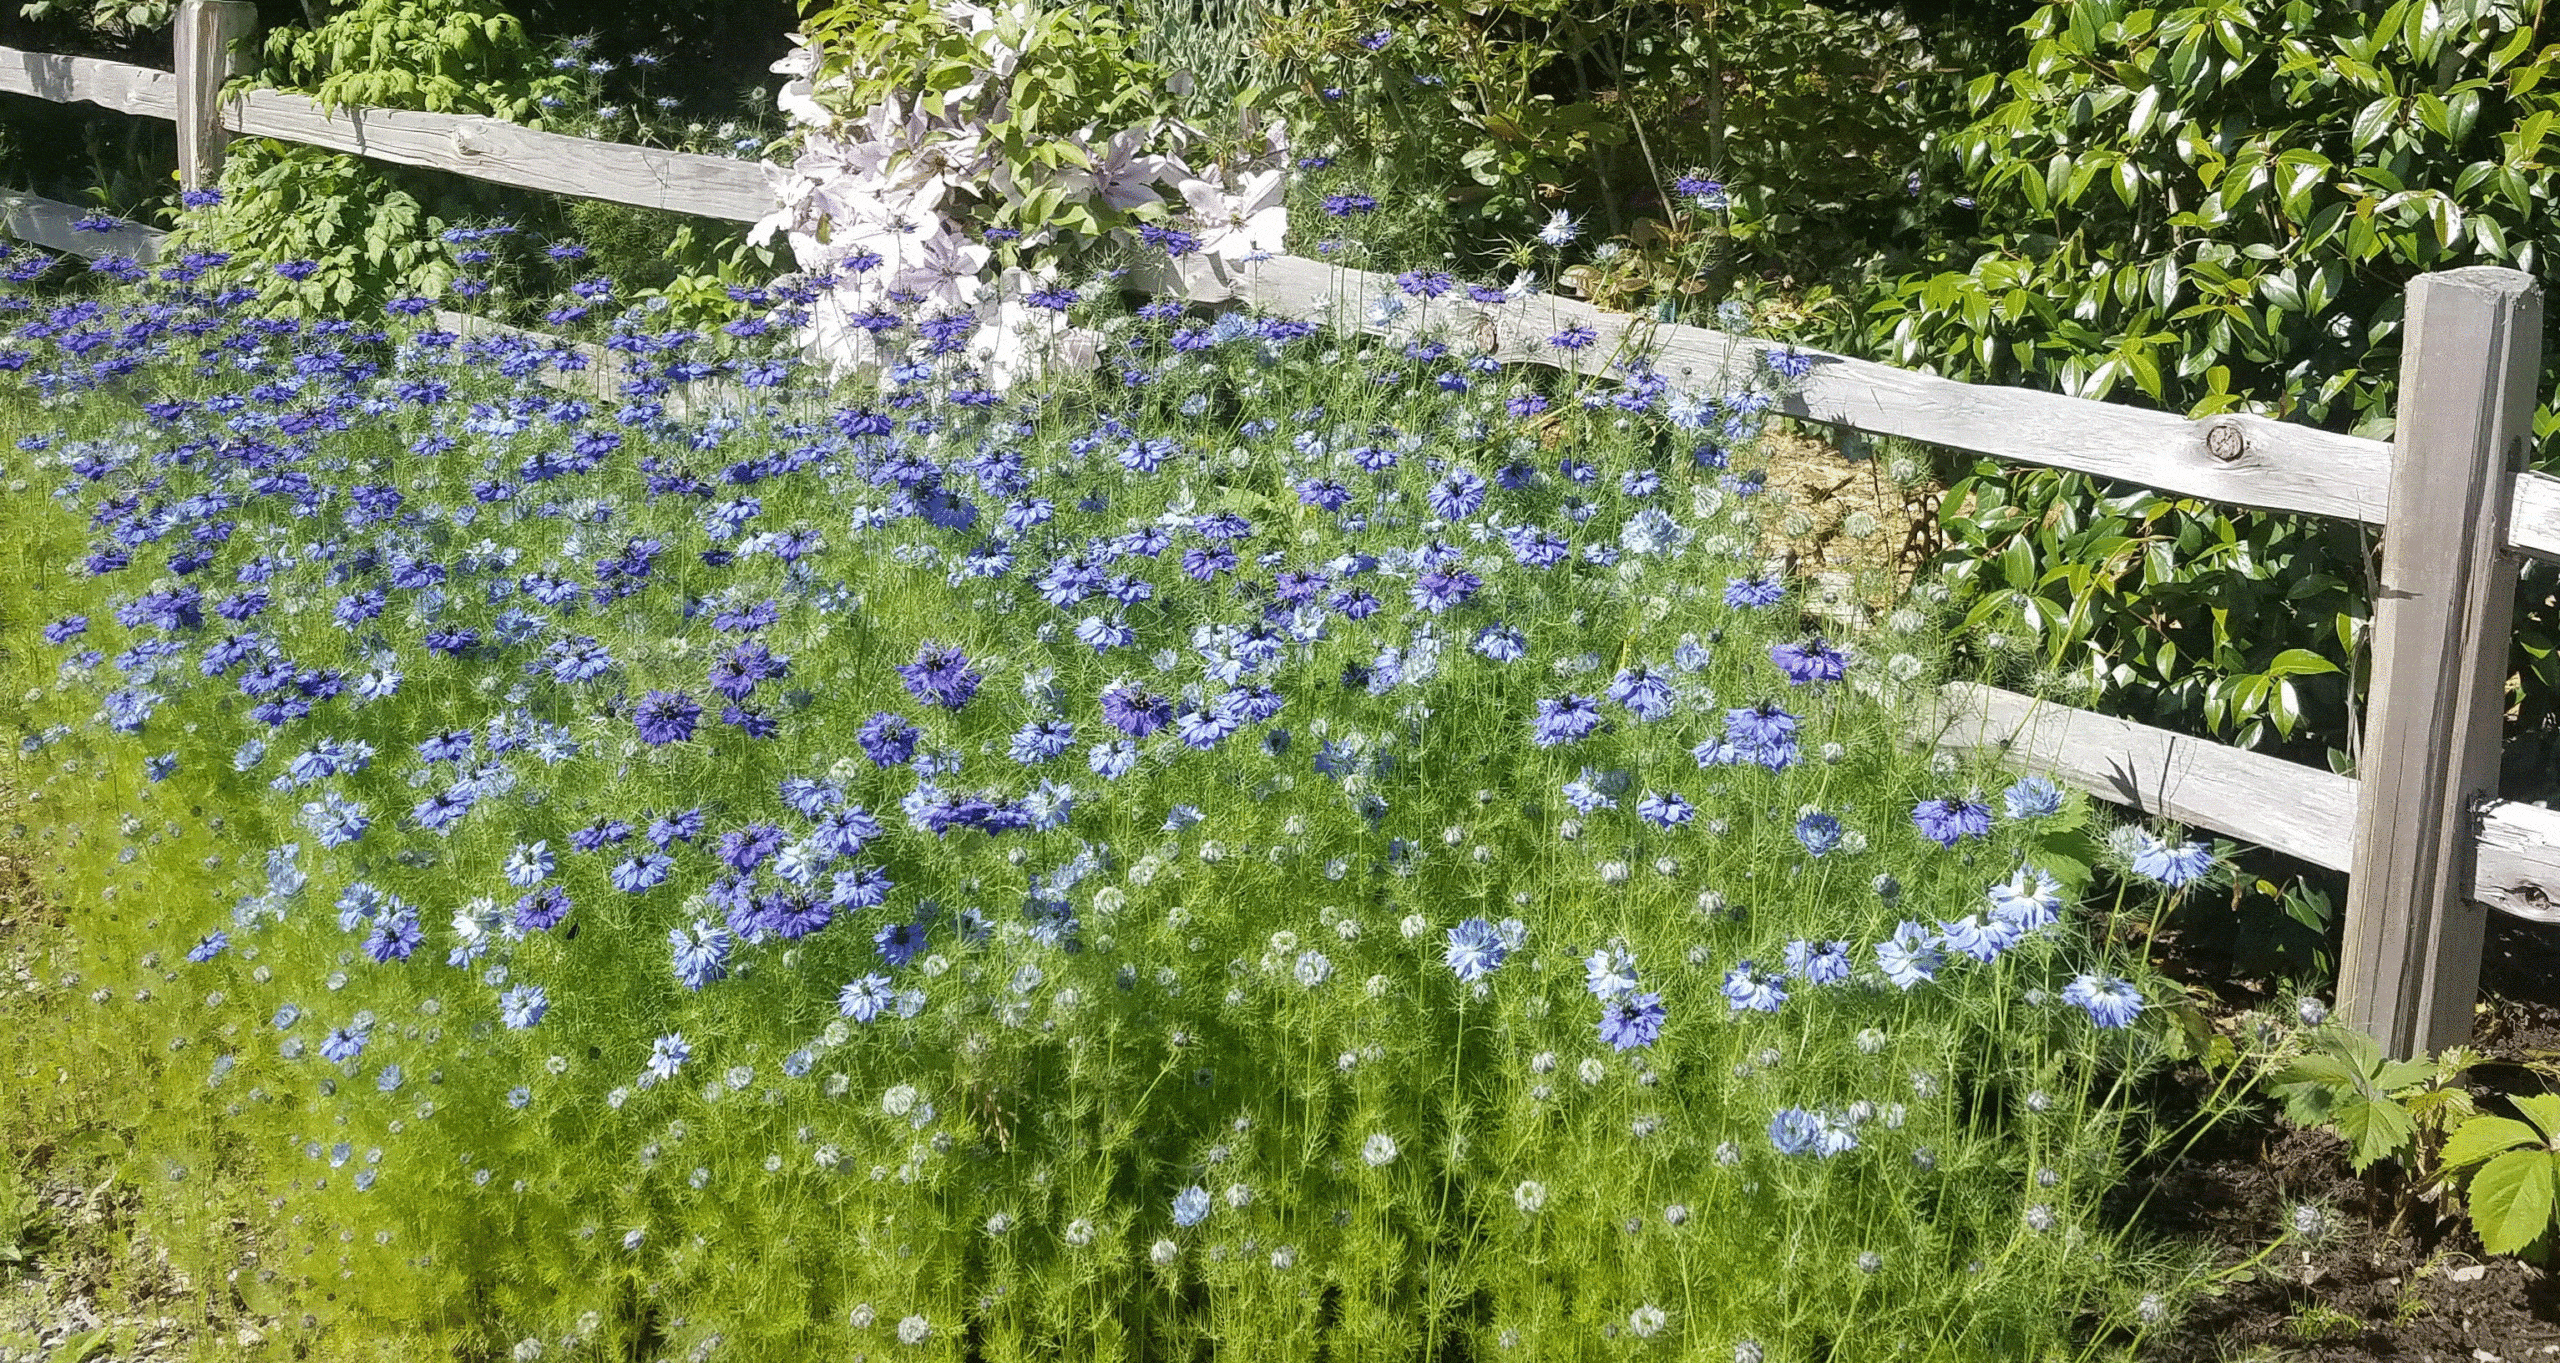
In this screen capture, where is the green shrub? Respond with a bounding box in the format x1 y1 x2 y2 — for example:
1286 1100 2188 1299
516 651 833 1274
168 139 454 314
260 0 575 122
1848 0 2560 762
13 0 170 35
1261 0 1945 299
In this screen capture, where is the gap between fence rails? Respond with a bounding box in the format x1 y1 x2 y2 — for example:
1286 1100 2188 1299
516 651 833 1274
6 1 2560 1052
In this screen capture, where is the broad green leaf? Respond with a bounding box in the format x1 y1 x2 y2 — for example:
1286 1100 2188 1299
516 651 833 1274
2444 1114 2540 1170
2352 97 2397 150
2265 648 2340 678
2469 1148 2557 1254
2375 1055 2437 1091
2334 1092 2417 1172
2513 1093 2560 1143
2129 84 2162 140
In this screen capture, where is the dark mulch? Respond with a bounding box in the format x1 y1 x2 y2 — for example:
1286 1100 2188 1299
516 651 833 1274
2137 912 2560 1361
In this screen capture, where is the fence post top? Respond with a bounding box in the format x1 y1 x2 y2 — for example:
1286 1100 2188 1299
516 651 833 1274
2410 265 2540 299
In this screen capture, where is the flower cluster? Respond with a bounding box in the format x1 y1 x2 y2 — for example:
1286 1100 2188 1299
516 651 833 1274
758 1 1291 386
0 207 2217 1360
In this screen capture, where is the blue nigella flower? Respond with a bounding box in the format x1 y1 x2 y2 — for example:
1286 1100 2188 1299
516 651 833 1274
640 1032 690 1087
1873 921 1943 990
839 973 897 1023
1770 637 1848 684
2002 776 2064 820
1988 867 2065 933
1606 666 1677 721
1912 794 1994 849
500 983 548 1029
670 920 732 990
1635 790 1694 829
2130 833 2216 887
1598 991 1667 1051
2063 972 2144 1028
1585 945 1640 1000
1935 912 2017 964
319 1025 368 1064
1782 939 1852 985
1721 961 1787 1013
1445 918 1508 983
1768 1107 1821 1155
1531 693 1604 747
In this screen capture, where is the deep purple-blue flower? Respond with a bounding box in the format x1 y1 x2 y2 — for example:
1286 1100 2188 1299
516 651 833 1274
634 690 702 745
1911 794 1993 849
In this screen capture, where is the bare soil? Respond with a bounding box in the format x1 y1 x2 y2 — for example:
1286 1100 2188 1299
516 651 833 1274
2131 914 2560 1361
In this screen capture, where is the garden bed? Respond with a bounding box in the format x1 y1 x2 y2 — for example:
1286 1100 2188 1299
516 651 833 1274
0 232 2513 1361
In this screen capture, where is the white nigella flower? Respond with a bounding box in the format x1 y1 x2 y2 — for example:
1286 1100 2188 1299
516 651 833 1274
452 896 500 943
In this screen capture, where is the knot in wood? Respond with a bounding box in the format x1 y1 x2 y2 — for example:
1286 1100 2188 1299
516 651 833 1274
2204 421 2246 463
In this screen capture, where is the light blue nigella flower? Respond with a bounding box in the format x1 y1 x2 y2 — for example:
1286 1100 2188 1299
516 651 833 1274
640 1032 690 1088
669 921 732 991
2063 973 2144 1028
1874 922 1943 990
1988 867 2065 933
2131 835 2216 888
1721 961 1786 1013
502 840 555 887
1767 1107 1820 1155
839 973 897 1023
2002 776 2064 820
1585 945 1640 1000
1445 918 1508 983
499 983 548 1030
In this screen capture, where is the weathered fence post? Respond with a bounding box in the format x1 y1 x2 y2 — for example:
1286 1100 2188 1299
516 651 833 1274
2340 266 2543 1058
174 0 257 192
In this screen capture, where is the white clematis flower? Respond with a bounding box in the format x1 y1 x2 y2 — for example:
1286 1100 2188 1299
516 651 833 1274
1057 126 1177 214
893 229 993 312
1181 168 1287 266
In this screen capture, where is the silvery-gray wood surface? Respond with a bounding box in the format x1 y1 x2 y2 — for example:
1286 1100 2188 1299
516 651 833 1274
1921 679 2359 874
0 42 773 222
2339 267 2542 1056
174 1 257 190
223 87 773 222
1152 254 2400 523
0 191 161 261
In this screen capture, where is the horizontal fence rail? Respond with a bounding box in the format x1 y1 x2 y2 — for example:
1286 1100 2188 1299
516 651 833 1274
1136 254 2560 566
0 190 159 261
1923 681 2560 925
1143 256 2404 525
0 44 772 222
5 6 2560 1054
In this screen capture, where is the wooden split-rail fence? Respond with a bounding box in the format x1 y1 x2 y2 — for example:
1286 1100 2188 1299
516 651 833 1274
3 0 2558 1057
